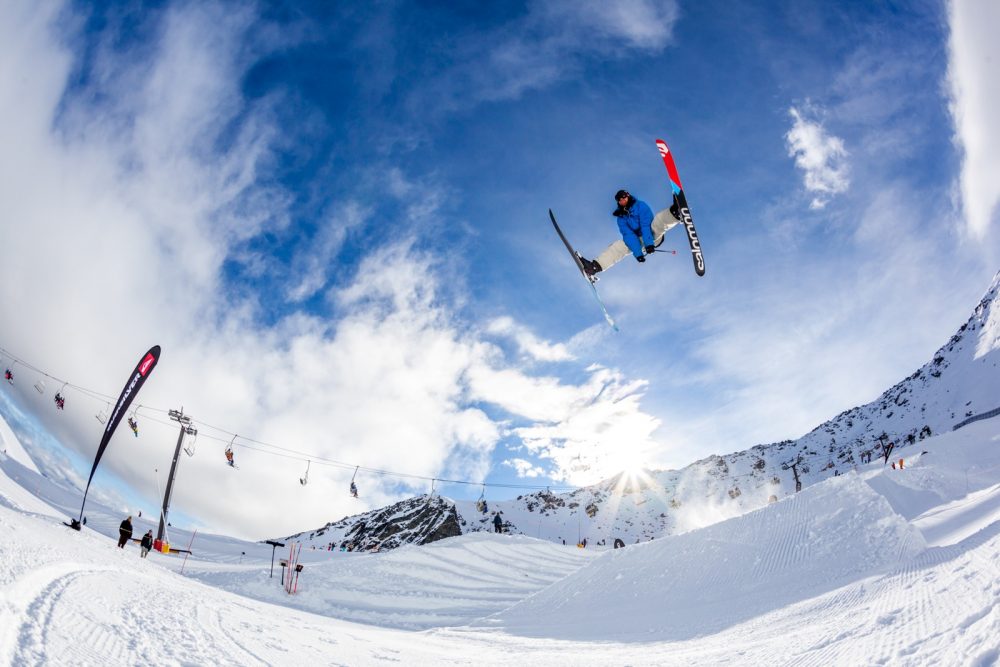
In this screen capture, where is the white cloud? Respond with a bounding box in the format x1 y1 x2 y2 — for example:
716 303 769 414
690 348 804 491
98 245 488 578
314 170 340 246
485 317 573 362
946 0 1000 238
420 0 679 110
510 369 660 484
285 202 369 303
503 458 546 478
540 0 678 51
0 2 666 538
786 106 850 209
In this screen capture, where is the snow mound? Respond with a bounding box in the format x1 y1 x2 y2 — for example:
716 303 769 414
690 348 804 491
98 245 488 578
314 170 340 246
485 473 926 642
0 412 39 475
866 419 1000 520
0 428 60 519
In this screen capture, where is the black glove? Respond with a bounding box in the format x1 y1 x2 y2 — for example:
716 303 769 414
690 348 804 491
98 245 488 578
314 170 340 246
644 245 655 255
636 254 645 263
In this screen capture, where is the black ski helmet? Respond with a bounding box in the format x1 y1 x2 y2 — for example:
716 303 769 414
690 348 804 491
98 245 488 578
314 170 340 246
614 189 630 201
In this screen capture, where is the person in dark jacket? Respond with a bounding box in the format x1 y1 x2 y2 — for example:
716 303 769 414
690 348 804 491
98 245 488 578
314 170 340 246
118 516 133 548
140 530 153 558
578 190 682 276
492 512 503 534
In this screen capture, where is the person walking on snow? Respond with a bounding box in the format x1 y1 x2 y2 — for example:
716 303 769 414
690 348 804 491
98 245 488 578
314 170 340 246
140 530 153 558
579 190 682 276
117 515 133 548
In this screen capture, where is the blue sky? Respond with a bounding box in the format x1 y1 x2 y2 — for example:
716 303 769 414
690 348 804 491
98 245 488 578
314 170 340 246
1 0 997 539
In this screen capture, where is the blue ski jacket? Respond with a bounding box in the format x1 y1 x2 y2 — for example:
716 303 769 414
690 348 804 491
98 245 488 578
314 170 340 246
614 198 655 258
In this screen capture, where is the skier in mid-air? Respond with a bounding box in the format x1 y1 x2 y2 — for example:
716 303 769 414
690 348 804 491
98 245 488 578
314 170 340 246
578 189 681 277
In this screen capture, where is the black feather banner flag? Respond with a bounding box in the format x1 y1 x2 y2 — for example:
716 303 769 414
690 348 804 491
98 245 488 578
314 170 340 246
68 345 160 530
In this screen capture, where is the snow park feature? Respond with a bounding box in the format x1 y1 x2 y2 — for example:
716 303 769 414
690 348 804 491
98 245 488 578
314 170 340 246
1 274 1000 663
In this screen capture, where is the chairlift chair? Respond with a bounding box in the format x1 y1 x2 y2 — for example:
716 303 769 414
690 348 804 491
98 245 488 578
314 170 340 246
425 478 436 505
96 402 109 425
33 378 46 394
349 465 359 497
183 432 198 457
299 460 310 486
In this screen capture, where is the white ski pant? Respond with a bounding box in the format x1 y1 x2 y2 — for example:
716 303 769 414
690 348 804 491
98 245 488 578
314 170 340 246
595 209 680 271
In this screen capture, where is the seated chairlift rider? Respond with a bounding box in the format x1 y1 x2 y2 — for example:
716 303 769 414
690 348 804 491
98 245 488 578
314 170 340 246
476 485 488 514
349 465 359 497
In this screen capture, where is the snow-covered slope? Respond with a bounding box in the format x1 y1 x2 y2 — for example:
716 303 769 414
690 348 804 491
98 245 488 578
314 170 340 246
1 414 999 665
184 532 593 630
485 473 926 641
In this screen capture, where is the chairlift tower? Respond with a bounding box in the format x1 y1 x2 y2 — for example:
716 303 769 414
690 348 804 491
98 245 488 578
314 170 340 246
158 408 197 542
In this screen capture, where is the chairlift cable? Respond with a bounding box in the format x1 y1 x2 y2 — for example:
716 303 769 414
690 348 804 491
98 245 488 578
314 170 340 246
0 341 583 492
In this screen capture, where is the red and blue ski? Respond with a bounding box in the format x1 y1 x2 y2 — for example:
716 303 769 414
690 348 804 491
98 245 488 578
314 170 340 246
656 138 705 276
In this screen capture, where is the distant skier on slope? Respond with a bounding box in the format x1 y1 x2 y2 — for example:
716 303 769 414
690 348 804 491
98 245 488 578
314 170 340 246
577 190 682 276
493 512 503 534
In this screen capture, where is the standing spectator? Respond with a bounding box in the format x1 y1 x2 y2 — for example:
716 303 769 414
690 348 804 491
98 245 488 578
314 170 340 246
140 530 153 558
118 516 133 548
493 512 503 534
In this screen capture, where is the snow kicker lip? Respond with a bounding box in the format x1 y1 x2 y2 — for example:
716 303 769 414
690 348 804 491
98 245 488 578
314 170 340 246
488 473 925 643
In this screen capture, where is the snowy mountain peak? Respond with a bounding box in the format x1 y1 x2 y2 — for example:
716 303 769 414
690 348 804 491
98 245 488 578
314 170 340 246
972 270 1000 359
282 494 461 551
